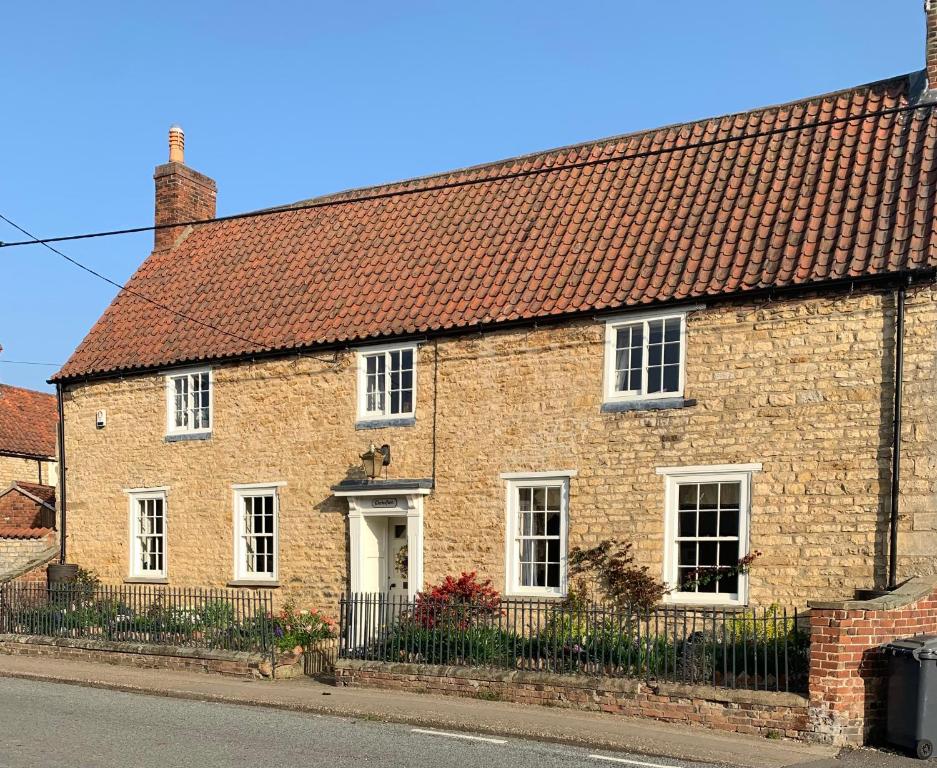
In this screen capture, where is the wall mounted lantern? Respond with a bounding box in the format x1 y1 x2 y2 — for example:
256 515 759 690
360 443 391 480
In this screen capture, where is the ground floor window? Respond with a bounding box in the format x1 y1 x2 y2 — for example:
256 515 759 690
233 485 280 582
502 472 574 597
128 489 167 578
658 464 759 606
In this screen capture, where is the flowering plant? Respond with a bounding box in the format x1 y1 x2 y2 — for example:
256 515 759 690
272 601 337 652
411 571 501 630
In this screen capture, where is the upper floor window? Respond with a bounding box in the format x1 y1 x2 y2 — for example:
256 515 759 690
658 464 760 606
128 488 167 579
165 368 212 436
502 471 575 597
603 312 687 403
356 344 416 422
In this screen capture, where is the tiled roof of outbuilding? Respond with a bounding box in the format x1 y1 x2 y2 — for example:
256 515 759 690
55 73 937 382
0 385 57 458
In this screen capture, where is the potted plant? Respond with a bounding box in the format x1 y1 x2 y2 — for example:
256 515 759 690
272 602 337 677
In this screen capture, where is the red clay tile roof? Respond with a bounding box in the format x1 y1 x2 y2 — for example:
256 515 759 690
0 527 53 540
9 482 56 507
55 74 937 382
0 385 57 458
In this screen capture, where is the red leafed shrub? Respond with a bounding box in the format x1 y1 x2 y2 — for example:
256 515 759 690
411 572 501 629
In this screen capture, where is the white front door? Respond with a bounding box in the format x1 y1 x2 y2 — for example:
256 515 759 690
386 516 408 601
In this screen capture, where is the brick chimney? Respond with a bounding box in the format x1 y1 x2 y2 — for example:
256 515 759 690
153 125 216 251
928 0 937 91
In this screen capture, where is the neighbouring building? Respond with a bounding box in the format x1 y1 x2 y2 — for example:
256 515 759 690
0 384 58 579
50 8 937 611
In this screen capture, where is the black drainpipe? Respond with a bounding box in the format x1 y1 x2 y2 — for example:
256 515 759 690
887 284 906 590
56 382 67 565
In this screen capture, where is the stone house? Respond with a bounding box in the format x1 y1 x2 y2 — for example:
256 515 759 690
0 384 57 488
50 8 937 611
0 384 59 579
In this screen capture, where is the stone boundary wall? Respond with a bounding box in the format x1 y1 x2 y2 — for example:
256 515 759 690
334 659 810 739
0 634 279 678
807 575 937 746
0 545 57 585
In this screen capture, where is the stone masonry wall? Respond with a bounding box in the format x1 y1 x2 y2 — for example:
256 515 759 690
335 660 810 739
60 284 937 610
0 455 53 488
0 537 56 582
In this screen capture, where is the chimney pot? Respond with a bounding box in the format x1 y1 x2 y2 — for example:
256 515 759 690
927 0 937 90
168 124 185 164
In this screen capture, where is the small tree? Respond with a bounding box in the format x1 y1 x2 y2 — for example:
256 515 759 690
567 539 667 612
412 571 501 630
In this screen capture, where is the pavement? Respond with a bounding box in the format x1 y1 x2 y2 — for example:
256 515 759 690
0 654 917 768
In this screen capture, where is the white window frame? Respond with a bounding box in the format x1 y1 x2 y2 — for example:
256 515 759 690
602 310 689 404
355 343 418 421
658 463 761 607
232 483 283 583
502 471 576 597
165 367 213 436
126 487 168 579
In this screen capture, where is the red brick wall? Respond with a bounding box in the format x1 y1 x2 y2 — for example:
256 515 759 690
808 579 937 745
153 162 216 250
0 491 50 528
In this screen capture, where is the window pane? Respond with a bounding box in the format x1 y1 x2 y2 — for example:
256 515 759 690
532 487 546 511
647 343 662 367
719 509 740 537
614 324 643 393
720 482 740 508
719 573 739 594
519 488 532 512
648 319 663 345
662 364 680 392
678 541 696 567
546 486 561 510
698 510 718 537
678 484 697 510
698 541 718 567
698 484 719 509
719 541 739 566
679 568 696 590
664 317 681 342
546 511 560 536
546 562 560 587
547 538 559 561
532 513 545 536
678 511 696 538
664 343 680 365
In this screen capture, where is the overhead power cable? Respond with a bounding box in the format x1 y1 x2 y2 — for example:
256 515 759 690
0 213 336 365
0 360 62 366
0 100 933 249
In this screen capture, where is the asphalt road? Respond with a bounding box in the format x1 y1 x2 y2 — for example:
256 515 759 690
0 677 719 768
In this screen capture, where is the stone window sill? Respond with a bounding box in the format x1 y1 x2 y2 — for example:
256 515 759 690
226 580 280 589
165 431 212 443
601 397 696 414
355 417 416 431
123 577 169 585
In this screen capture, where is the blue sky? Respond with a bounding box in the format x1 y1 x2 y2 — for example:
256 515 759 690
0 0 923 392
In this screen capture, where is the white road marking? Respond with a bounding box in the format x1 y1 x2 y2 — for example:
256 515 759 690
410 728 507 744
589 755 678 768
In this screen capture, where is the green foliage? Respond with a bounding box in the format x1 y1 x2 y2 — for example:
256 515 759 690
272 601 337 652
567 540 668 612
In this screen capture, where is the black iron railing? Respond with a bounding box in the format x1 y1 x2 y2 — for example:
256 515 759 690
0 582 275 655
339 594 810 693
